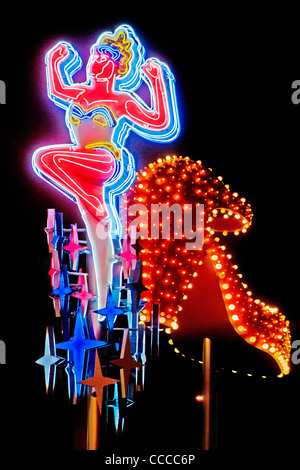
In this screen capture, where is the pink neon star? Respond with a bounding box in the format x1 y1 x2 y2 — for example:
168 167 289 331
44 208 56 253
48 250 61 289
71 270 95 316
63 224 87 270
118 243 137 271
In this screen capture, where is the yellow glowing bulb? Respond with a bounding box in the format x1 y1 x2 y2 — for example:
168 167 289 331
195 395 204 402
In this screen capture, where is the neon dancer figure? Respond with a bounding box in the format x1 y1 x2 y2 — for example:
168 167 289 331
33 25 180 308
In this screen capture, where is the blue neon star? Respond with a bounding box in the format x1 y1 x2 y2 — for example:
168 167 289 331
51 264 75 311
56 310 108 396
35 326 62 393
126 260 149 314
51 212 66 259
94 288 124 333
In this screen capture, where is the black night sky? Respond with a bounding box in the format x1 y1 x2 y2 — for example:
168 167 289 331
0 5 299 463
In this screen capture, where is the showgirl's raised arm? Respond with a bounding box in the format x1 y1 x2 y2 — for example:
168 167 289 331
124 59 171 131
46 42 84 108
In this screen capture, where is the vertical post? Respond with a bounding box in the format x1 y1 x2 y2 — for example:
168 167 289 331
87 239 102 341
0 340 6 364
202 337 213 450
87 393 99 450
136 323 146 391
151 304 160 357
0 80 6 104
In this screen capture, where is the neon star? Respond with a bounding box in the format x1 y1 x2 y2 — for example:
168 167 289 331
44 208 56 252
79 353 119 414
63 223 87 271
56 311 108 396
93 288 124 333
71 269 95 316
51 212 65 259
126 260 149 313
35 326 62 393
117 242 137 279
110 329 143 398
51 264 75 312
48 250 61 288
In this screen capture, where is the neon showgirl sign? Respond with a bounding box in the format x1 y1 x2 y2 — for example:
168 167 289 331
32 24 180 308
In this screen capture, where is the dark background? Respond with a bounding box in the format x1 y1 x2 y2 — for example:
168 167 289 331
0 4 299 462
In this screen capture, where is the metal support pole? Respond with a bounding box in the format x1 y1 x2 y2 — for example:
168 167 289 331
202 337 212 450
87 393 99 450
151 304 160 357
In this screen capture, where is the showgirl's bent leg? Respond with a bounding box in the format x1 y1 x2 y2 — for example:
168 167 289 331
33 146 115 218
33 145 116 311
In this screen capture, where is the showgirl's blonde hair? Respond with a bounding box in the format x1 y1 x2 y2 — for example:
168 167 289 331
99 30 133 76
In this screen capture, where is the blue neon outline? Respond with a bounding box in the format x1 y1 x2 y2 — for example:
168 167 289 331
45 41 83 110
97 45 121 61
